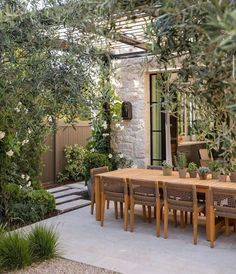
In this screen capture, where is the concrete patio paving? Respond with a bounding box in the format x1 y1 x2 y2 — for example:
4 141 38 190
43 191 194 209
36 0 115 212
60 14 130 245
33 205 236 274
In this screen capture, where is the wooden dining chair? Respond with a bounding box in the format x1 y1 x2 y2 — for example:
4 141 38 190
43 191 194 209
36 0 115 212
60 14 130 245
100 176 129 231
129 179 163 237
199 149 213 167
209 187 236 248
90 166 109 215
163 182 205 244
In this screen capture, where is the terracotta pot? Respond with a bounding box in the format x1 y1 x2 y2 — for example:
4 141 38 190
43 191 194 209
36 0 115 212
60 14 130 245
179 169 187 178
163 168 172 176
212 171 220 180
199 174 208 180
219 174 227 182
189 171 197 178
230 172 236 182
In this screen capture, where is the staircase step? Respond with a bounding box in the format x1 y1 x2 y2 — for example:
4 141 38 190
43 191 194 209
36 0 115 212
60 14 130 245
56 199 91 213
53 189 81 198
47 186 71 194
56 195 82 205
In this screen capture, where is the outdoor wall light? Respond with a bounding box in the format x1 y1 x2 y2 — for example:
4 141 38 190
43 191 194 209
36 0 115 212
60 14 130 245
121 101 132 120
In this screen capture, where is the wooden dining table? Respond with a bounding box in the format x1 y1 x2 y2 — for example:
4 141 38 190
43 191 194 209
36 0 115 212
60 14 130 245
94 168 236 240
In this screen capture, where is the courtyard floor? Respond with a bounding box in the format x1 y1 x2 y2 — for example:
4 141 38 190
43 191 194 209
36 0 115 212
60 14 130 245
22 203 236 274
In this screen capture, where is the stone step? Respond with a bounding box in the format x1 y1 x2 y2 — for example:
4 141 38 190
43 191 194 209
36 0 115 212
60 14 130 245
56 195 82 205
47 186 71 194
56 199 91 213
67 182 87 191
53 189 81 198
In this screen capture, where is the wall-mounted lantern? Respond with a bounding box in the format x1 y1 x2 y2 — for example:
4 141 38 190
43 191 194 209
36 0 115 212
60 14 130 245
121 101 132 120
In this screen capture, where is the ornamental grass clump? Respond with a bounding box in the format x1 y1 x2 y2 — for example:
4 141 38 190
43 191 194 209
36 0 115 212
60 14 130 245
0 232 32 271
28 225 59 261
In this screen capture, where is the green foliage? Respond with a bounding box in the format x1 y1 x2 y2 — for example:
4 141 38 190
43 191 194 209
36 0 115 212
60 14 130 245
144 0 236 163
187 162 198 172
230 163 236 172
198 167 210 175
58 145 87 183
176 152 187 169
0 232 31 271
209 160 221 172
83 151 112 182
162 160 173 169
1 183 55 225
28 225 59 261
0 224 59 272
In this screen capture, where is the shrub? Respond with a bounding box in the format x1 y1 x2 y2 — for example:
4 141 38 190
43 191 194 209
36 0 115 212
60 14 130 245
0 232 31 271
2 184 55 225
83 151 112 182
58 145 87 183
28 225 59 261
108 151 133 170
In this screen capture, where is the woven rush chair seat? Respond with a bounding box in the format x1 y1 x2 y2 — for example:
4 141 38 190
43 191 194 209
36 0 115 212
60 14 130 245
210 187 236 248
129 179 163 237
100 176 129 231
90 166 109 215
163 182 205 245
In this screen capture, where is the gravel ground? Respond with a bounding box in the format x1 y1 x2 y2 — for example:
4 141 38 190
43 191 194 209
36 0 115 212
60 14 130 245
7 258 119 274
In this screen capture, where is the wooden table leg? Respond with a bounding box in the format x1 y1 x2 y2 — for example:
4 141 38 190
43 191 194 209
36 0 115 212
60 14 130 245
205 189 210 241
95 175 101 221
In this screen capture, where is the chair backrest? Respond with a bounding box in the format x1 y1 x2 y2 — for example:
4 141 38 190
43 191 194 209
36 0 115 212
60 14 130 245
101 176 127 196
210 187 236 216
147 165 162 170
129 179 159 205
199 149 212 160
163 182 197 209
90 166 109 184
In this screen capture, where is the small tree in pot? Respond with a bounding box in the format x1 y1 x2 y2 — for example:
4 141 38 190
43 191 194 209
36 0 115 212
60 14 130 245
198 167 209 180
176 152 187 178
187 162 198 178
209 160 221 180
230 163 236 182
162 160 173 176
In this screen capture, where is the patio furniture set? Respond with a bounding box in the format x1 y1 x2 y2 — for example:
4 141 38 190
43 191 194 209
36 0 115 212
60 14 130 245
90 167 236 248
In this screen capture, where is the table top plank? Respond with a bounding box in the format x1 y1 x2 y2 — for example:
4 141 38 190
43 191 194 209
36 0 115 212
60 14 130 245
96 168 236 190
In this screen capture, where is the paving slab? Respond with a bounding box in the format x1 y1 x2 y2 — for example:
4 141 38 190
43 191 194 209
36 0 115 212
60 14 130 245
56 199 91 213
56 194 82 205
47 186 71 193
67 182 87 191
53 189 81 198
22 205 236 274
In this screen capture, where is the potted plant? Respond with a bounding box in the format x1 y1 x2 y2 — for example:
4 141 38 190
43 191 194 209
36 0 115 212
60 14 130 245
209 160 220 180
176 152 187 178
230 163 236 182
218 165 229 182
198 167 209 180
162 160 173 176
187 162 198 178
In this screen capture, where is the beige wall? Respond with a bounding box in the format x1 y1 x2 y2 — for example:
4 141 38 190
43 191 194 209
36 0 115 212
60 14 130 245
112 56 180 167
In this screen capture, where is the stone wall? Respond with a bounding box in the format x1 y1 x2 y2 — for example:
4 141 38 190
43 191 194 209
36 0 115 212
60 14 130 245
111 57 158 167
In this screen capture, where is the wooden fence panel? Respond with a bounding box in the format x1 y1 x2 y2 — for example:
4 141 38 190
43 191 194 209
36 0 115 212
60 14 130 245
41 121 91 184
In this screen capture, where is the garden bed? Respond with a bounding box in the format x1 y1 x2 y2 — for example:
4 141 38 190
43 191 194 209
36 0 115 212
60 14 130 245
7 258 119 274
